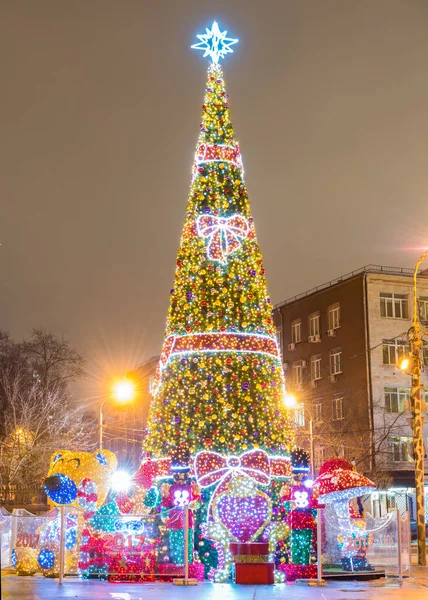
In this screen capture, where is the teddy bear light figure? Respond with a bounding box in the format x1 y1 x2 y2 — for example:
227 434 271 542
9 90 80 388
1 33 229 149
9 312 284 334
13 449 117 577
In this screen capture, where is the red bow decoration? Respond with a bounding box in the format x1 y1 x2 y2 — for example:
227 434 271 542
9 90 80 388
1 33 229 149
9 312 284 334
194 449 271 490
196 214 249 264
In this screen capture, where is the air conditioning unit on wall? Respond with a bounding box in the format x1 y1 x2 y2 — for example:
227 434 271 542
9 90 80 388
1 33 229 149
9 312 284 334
311 380 317 389
288 343 295 351
327 329 336 337
330 374 337 383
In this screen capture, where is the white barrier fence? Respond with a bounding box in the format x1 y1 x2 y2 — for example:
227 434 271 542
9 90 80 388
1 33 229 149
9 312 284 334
0 504 199 584
322 508 411 579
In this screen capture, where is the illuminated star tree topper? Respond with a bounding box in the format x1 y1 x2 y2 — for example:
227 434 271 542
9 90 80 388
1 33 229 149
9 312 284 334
191 21 238 64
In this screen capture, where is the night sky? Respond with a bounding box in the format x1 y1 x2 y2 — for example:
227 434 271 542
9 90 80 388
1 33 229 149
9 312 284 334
2 1 428 399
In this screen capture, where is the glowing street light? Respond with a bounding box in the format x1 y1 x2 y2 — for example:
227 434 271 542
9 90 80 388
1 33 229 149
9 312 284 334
283 393 298 410
113 379 135 403
399 357 410 372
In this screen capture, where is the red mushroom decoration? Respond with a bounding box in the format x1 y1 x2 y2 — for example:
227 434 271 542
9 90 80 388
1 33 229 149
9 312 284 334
313 459 375 519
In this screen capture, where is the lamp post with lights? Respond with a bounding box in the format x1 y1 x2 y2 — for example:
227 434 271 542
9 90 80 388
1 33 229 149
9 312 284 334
99 379 136 450
399 250 428 566
284 393 315 480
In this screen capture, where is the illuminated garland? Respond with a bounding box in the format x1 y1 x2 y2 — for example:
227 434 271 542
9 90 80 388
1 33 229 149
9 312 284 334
193 142 243 180
154 332 282 393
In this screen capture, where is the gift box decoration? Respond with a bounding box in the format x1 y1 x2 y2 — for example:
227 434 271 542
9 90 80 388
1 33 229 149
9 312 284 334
230 542 269 563
235 562 274 584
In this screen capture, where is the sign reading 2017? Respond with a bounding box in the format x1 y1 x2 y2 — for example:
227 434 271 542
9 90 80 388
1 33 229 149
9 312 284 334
103 534 147 551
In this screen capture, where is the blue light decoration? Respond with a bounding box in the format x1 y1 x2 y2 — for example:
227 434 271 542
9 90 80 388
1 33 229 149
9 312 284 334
38 548 55 570
44 473 78 505
40 513 78 551
191 21 238 64
96 452 107 466
113 518 145 532
65 526 77 550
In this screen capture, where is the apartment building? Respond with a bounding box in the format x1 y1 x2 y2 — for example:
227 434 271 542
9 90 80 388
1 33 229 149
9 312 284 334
274 265 428 517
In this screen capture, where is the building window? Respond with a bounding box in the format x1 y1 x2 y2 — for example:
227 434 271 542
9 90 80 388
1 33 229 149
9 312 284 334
423 341 428 367
380 292 409 319
384 387 409 413
389 436 413 462
309 312 320 337
294 403 305 427
291 319 302 344
293 361 304 385
314 401 323 422
311 355 322 381
332 396 344 420
382 339 410 365
330 348 343 375
419 296 428 324
328 303 340 330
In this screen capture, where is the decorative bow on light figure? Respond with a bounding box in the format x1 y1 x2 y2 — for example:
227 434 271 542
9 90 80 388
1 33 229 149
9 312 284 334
196 214 249 264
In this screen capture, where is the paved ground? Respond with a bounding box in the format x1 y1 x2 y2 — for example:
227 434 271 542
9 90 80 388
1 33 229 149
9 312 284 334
1 569 428 600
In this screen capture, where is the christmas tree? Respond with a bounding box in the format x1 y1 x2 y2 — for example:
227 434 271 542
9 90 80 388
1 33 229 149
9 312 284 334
144 22 293 459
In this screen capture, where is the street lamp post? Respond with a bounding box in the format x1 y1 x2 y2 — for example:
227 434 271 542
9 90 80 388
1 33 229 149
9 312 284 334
99 397 107 450
407 250 428 566
99 379 136 450
284 393 315 479
309 418 315 480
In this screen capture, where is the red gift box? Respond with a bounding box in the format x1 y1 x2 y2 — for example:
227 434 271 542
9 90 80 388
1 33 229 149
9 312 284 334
230 542 269 556
235 562 274 584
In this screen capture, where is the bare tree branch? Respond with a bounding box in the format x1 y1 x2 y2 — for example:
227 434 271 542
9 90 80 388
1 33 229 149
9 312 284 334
0 330 94 488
